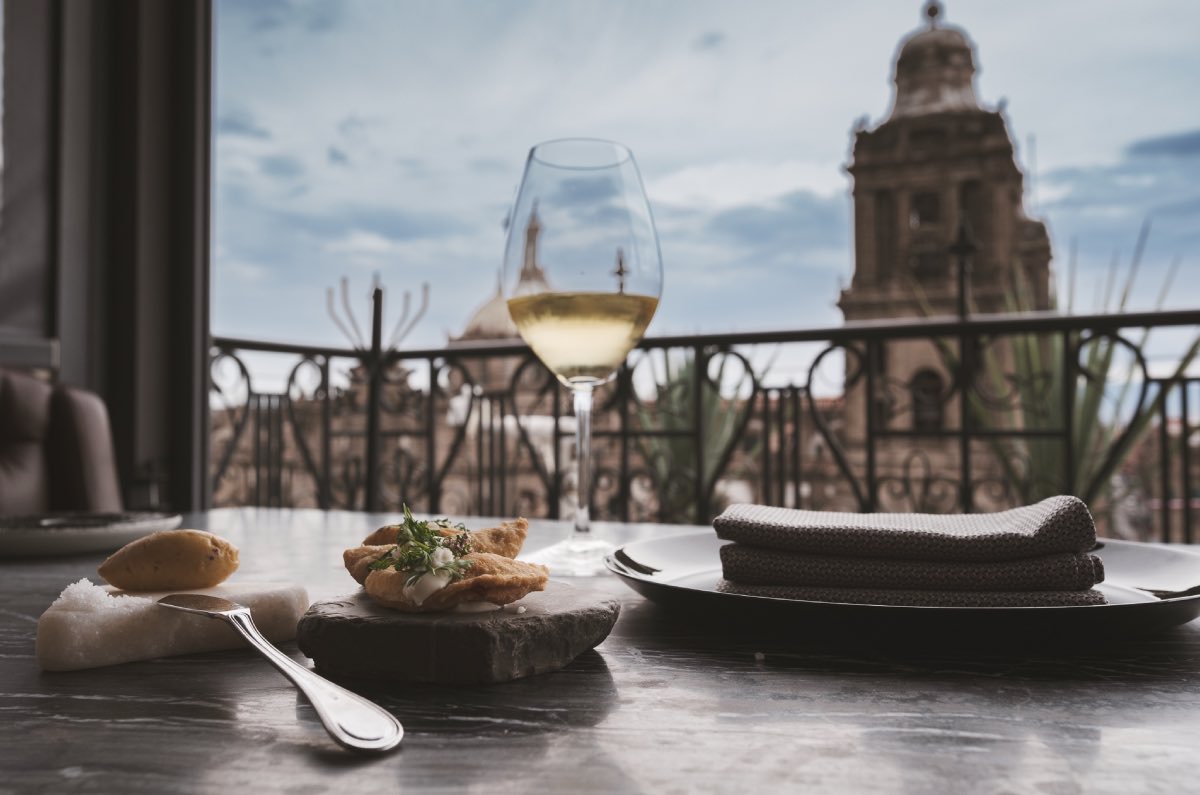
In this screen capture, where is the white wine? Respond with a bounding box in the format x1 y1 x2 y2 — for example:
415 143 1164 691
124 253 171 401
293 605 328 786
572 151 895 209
507 291 659 385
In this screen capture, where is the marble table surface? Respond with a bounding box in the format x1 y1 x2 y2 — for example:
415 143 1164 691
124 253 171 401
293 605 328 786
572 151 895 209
3 508 1200 794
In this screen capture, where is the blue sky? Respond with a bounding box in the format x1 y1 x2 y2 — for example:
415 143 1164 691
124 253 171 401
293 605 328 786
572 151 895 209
212 0 1200 355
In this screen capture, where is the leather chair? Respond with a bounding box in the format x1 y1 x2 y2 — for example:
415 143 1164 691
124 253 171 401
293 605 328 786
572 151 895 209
0 369 123 514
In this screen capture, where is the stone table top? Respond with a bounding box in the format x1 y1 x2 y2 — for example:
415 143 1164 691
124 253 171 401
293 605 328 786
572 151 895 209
3 507 1200 794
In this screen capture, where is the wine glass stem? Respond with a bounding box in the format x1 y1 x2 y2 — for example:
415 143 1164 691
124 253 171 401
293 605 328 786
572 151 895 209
572 384 594 536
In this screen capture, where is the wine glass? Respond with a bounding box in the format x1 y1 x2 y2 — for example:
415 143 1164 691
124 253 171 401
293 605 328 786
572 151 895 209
503 139 663 576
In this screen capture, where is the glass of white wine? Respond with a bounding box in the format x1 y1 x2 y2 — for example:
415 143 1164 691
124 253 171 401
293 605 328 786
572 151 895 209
503 139 662 576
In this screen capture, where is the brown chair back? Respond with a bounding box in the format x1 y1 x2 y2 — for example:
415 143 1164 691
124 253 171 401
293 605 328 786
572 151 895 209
0 369 122 514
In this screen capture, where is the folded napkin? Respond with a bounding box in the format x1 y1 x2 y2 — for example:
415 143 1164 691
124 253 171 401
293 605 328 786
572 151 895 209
713 496 1106 608
720 544 1105 592
716 581 1108 608
713 496 1097 562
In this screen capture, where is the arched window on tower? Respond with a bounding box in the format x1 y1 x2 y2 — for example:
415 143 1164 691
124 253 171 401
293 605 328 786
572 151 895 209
910 192 940 229
911 368 944 432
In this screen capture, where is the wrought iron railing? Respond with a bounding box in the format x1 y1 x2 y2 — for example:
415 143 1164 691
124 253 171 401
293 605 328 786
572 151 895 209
210 306 1200 542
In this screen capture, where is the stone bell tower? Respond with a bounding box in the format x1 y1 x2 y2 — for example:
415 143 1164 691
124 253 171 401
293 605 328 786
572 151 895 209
839 0 1052 323
835 2 1054 506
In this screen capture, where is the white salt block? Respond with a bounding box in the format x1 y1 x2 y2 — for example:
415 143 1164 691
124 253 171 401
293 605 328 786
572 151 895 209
36 579 310 672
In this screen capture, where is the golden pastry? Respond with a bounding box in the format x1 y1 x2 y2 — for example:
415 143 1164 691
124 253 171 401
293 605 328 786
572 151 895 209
347 508 546 612
343 545 391 585
364 553 548 613
361 517 529 558
465 519 529 558
99 530 239 591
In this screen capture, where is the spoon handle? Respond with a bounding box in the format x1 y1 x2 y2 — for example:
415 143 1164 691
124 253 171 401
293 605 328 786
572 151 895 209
223 608 403 752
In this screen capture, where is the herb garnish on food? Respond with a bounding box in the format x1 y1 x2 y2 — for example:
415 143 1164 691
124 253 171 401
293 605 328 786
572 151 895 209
368 505 473 586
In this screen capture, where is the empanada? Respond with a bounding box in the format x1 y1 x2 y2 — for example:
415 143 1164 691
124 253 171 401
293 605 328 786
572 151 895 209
348 513 543 612
360 518 528 558
464 519 529 558
343 545 392 585
364 552 548 612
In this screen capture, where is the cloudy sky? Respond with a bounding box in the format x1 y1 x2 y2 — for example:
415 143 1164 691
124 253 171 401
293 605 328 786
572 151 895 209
212 0 1200 356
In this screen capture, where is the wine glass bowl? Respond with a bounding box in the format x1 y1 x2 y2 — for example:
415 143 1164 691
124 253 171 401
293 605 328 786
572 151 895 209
502 139 663 576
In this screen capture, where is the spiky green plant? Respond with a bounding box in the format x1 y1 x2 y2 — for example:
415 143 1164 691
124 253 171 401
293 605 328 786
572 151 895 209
932 222 1198 514
633 352 759 523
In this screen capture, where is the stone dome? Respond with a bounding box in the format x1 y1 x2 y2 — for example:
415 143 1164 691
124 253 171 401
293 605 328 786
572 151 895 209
899 26 972 64
458 286 519 341
888 2 981 119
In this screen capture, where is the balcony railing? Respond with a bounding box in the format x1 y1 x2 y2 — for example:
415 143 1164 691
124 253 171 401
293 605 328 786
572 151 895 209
209 305 1200 542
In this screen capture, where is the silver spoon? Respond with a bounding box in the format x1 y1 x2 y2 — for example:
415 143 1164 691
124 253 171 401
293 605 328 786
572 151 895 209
158 593 403 753
1135 584 1200 600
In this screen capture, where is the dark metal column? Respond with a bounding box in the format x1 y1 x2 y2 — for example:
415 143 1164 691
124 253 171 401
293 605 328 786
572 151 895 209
364 287 383 512
951 221 977 513
694 345 709 523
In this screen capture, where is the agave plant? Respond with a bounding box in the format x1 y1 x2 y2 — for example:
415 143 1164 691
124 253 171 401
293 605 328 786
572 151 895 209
931 222 1199 522
632 350 761 523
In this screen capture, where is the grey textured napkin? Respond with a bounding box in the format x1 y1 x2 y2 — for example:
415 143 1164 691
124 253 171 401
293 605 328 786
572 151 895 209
720 544 1105 592
713 496 1097 562
716 580 1107 608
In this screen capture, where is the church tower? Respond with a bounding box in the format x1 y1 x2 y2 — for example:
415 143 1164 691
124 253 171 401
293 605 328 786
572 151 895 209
450 205 552 392
839 1 1051 322
836 2 1054 508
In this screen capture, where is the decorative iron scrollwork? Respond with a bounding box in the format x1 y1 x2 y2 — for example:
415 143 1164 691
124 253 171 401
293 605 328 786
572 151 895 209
877 448 959 513
805 341 869 511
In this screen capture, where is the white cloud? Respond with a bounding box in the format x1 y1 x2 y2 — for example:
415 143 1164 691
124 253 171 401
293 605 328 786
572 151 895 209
649 160 844 212
218 259 270 284
323 229 402 258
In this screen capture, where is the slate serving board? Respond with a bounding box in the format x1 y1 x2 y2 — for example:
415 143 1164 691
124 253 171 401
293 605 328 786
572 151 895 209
296 582 620 684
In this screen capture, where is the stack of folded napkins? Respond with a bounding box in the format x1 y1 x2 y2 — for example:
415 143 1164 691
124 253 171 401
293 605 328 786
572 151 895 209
714 496 1106 607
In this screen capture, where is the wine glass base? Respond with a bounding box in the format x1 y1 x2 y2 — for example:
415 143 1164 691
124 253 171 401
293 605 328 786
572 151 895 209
523 536 616 577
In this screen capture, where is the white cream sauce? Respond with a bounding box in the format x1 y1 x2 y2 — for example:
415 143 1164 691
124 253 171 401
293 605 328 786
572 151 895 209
402 547 456 606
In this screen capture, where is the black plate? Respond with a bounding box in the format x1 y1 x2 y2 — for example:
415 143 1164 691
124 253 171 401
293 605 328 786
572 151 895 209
606 531 1200 639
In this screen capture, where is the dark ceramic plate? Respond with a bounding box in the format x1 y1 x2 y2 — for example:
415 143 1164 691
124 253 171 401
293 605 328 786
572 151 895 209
606 531 1200 638
0 512 183 557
